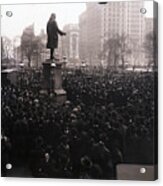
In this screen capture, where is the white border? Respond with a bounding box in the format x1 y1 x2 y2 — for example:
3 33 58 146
0 0 162 185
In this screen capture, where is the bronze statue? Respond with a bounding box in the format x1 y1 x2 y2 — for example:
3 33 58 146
46 13 66 60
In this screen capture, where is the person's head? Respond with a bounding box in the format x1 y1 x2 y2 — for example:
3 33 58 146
49 13 56 22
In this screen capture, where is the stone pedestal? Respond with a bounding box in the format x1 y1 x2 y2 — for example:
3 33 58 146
41 59 67 104
41 60 51 94
52 62 67 104
53 63 65 93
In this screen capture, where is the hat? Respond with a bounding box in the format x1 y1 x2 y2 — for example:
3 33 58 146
81 156 92 169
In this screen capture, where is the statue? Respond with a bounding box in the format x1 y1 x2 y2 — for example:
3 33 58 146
41 13 67 103
46 13 66 60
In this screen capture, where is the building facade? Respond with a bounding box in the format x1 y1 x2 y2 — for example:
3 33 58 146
62 24 80 63
79 3 102 66
79 1 147 67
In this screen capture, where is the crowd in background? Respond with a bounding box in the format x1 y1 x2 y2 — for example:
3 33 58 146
1 68 157 179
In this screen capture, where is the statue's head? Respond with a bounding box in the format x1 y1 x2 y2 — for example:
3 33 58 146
51 13 56 19
49 13 56 22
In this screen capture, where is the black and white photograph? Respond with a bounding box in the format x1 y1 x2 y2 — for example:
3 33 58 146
1 0 158 180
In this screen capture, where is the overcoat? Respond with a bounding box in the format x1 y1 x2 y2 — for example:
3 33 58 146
46 20 64 49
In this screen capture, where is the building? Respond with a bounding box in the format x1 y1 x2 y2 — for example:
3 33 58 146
144 17 154 66
145 17 153 35
62 24 79 63
79 11 88 61
39 29 49 63
79 3 102 66
79 1 147 67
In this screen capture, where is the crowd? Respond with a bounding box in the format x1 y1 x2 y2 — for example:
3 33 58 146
1 68 157 179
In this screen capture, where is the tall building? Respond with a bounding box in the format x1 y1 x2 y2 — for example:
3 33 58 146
79 3 102 66
62 24 79 63
79 1 147 67
126 1 145 66
79 11 88 60
145 17 153 35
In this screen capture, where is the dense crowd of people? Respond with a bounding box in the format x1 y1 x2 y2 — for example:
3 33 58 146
1 68 157 179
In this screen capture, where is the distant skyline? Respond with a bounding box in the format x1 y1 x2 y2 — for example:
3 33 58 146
1 1 153 40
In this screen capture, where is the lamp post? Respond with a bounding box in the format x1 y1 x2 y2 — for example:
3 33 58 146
62 56 68 69
19 62 24 87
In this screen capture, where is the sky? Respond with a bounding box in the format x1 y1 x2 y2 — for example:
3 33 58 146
1 3 86 39
1 0 154 40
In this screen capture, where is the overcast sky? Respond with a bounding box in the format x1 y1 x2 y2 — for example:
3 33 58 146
1 3 86 39
1 1 153 40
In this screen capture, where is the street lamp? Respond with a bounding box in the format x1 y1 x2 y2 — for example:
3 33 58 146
62 56 68 69
19 62 24 86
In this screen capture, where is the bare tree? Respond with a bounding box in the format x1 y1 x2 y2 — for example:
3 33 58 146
32 36 44 67
1 36 13 68
102 36 119 68
144 31 157 69
129 39 142 68
102 34 131 69
118 34 132 69
21 25 36 67
1 36 12 59
21 25 44 68
1 37 5 59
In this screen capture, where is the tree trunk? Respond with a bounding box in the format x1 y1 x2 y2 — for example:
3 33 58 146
114 54 118 70
28 56 31 68
107 50 111 69
121 55 125 70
